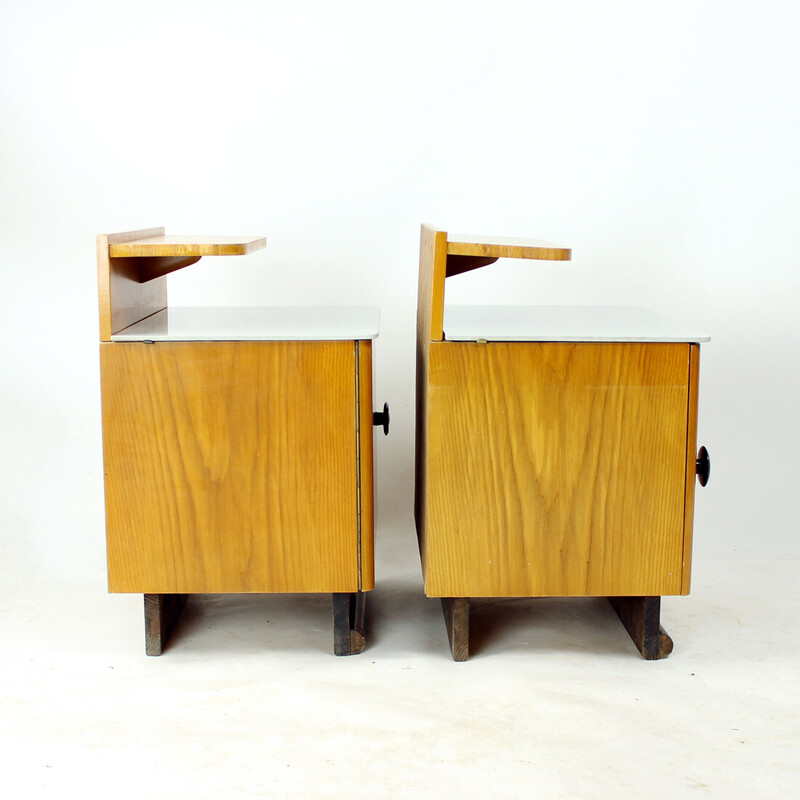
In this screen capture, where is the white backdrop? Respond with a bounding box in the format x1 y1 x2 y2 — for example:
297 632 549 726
2 0 799 580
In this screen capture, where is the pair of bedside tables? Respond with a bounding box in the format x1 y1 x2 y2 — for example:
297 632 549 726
97 225 709 660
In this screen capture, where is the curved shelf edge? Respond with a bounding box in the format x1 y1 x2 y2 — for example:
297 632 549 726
108 235 267 283
446 234 571 262
109 236 267 258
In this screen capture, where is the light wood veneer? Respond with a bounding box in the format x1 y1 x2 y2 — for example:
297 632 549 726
97 228 378 654
102 341 364 593
424 341 691 597
415 224 705 621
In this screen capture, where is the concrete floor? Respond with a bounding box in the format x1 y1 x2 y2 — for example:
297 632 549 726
3 522 798 799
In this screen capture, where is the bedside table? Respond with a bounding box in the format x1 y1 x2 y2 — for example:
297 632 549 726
98 227 384 655
414 225 709 660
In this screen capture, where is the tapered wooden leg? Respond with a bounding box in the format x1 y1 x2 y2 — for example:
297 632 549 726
609 596 674 660
332 592 366 656
144 594 188 656
441 597 470 661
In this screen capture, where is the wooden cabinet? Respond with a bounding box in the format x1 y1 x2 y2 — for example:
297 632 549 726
415 225 708 660
98 228 380 655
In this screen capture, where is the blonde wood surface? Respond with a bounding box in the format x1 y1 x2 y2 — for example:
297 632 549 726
109 235 266 258
415 225 574 581
357 340 375 592
104 235 266 285
98 230 267 338
101 341 360 594
97 227 167 341
415 226 448 574
681 344 701 595
418 225 448 343
423 342 691 598
446 233 571 262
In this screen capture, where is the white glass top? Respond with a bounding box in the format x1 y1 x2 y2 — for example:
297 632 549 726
444 305 710 343
112 306 380 342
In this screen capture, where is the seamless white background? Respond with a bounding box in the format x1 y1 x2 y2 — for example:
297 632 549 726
2 4 800 799
2 0 799 578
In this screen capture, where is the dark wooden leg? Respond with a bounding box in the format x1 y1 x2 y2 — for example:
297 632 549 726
609 596 674 660
332 592 366 656
441 597 470 661
144 594 188 656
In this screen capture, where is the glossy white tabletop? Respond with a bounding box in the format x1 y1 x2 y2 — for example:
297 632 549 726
112 306 380 341
444 305 710 343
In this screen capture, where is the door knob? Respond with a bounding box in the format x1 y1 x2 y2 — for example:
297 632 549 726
373 403 389 435
696 446 710 486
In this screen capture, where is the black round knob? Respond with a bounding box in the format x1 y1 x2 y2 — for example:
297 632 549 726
696 446 710 487
373 402 389 435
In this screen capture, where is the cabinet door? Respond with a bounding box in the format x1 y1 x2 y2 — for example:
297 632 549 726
101 341 359 593
424 342 692 597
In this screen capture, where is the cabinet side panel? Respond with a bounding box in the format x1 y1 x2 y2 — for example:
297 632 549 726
681 344 701 594
425 342 690 597
101 341 358 593
418 225 447 344
357 341 375 591
415 227 448 581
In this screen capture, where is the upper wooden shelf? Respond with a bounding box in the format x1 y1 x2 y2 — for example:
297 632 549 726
444 233 571 278
106 234 266 284
418 224 574 341
98 227 269 341
446 234 571 262
109 235 266 259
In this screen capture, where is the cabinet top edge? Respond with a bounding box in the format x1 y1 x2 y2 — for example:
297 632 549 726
110 306 380 341
443 305 710 343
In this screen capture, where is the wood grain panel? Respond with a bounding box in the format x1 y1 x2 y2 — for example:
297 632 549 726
423 342 691 597
415 226 448 572
101 341 359 593
681 344 701 594
109 236 266 258
97 228 167 341
357 340 375 591
446 234 571 262
108 236 266 282
418 225 448 343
